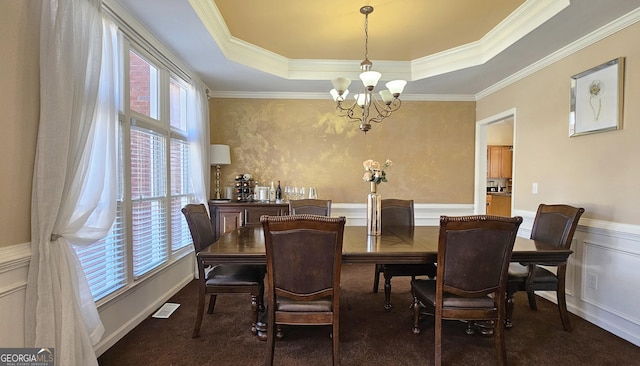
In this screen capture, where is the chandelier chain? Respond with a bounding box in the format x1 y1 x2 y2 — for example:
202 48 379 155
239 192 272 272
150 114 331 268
364 12 369 62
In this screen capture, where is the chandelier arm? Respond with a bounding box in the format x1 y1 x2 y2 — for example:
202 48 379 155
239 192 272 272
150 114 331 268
369 100 393 123
373 96 402 117
335 100 365 124
385 98 402 113
336 99 360 114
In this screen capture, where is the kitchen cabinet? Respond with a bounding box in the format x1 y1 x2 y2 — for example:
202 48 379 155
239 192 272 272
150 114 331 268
486 194 512 217
208 201 289 241
487 145 512 178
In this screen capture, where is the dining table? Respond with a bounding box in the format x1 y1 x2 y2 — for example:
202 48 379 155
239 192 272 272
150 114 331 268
198 224 573 340
198 225 572 266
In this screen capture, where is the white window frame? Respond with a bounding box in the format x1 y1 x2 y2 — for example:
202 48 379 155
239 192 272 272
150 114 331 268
74 30 196 304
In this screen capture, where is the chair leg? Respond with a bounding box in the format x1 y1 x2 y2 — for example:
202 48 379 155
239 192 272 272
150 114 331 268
557 270 572 331
264 308 276 366
332 321 340 366
505 290 515 329
258 278 266 313
465 321 475 335
207 294 217 314
525 264 538 310
193 290 207 339
526 288 538 310
383 273 393 310
494 317 507 366
411 296 421 335
250 294 259 335
434 313 442 366
373 264 381 293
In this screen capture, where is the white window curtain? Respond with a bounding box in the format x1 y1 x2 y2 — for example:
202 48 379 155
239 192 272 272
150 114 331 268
25 0 118 365
187 82 211 205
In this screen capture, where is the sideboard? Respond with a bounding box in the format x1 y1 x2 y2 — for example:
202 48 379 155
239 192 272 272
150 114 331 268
208 200 289 241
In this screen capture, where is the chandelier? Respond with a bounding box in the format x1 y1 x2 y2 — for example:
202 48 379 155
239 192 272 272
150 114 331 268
330 5 407 134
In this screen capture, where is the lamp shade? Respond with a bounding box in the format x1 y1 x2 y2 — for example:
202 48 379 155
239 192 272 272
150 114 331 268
210 144 231 165
331 77 351 93
385 80 407 95
359 71 382 88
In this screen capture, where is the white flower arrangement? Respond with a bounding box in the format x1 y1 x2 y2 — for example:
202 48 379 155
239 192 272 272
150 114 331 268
362 159 392 185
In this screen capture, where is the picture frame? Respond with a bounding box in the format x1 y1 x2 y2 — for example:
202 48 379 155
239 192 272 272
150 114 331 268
569 57 624 137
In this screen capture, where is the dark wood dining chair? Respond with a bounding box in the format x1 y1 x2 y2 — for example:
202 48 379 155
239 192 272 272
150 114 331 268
372 199 437 309
181 203 265 338
288 199 332 216
261 214 346 366
411 215 522 366
505 204 585 331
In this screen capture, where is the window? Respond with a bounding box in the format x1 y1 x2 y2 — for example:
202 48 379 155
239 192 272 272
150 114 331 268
129 51 158 119
169 78 191 252
74 36 198 301
170 137 192 251
169 78 187 131
130 125 168 277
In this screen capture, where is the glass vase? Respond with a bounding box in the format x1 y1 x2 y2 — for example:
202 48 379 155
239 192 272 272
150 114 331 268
367 182 381 236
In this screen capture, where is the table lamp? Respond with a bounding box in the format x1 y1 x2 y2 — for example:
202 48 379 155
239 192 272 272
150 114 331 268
210 144 231 200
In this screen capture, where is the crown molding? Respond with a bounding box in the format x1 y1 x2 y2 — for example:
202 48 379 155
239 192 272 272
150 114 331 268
411 0 569 79
188 0 568 82
208 91 476 101
476 6 640 99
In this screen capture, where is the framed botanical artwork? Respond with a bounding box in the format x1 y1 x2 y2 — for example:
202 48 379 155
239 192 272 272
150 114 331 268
569 57 625 137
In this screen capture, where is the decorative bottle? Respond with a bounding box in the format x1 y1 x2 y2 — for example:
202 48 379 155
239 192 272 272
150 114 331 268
276 181 282 203
269 181 276 202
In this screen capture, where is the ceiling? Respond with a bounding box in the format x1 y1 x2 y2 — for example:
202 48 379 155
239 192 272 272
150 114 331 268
109 0 640 98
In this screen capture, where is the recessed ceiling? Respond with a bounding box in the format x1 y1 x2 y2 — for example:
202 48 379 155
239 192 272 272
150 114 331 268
109 0 640 96
214 0 525 61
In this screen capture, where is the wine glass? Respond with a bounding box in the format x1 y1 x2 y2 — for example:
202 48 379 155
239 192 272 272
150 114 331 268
308 187 317 199
299 187 306 200
284 185 291 202
292 186 299 200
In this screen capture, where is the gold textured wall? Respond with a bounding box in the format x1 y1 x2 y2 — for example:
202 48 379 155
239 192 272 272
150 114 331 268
210 98 476 204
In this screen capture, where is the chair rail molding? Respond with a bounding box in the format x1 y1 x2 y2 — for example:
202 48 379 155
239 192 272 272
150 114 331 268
332 203 474 227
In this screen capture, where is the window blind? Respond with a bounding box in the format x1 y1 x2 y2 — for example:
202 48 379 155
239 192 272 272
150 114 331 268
131 126 168 277
170 137 191 251
73 204 126 301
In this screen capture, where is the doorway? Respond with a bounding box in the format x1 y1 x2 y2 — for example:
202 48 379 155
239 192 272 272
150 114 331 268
474 109 516 215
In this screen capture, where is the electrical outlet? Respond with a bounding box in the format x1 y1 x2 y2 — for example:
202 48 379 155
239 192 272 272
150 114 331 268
532 182 538 194
587 273 598 290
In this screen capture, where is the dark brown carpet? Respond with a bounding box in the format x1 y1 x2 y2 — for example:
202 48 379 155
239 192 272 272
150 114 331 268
98 264 639 365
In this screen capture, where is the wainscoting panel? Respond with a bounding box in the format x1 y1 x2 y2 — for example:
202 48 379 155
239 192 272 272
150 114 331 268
512 210 640 346
0 242 30 347
582 240 640 325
